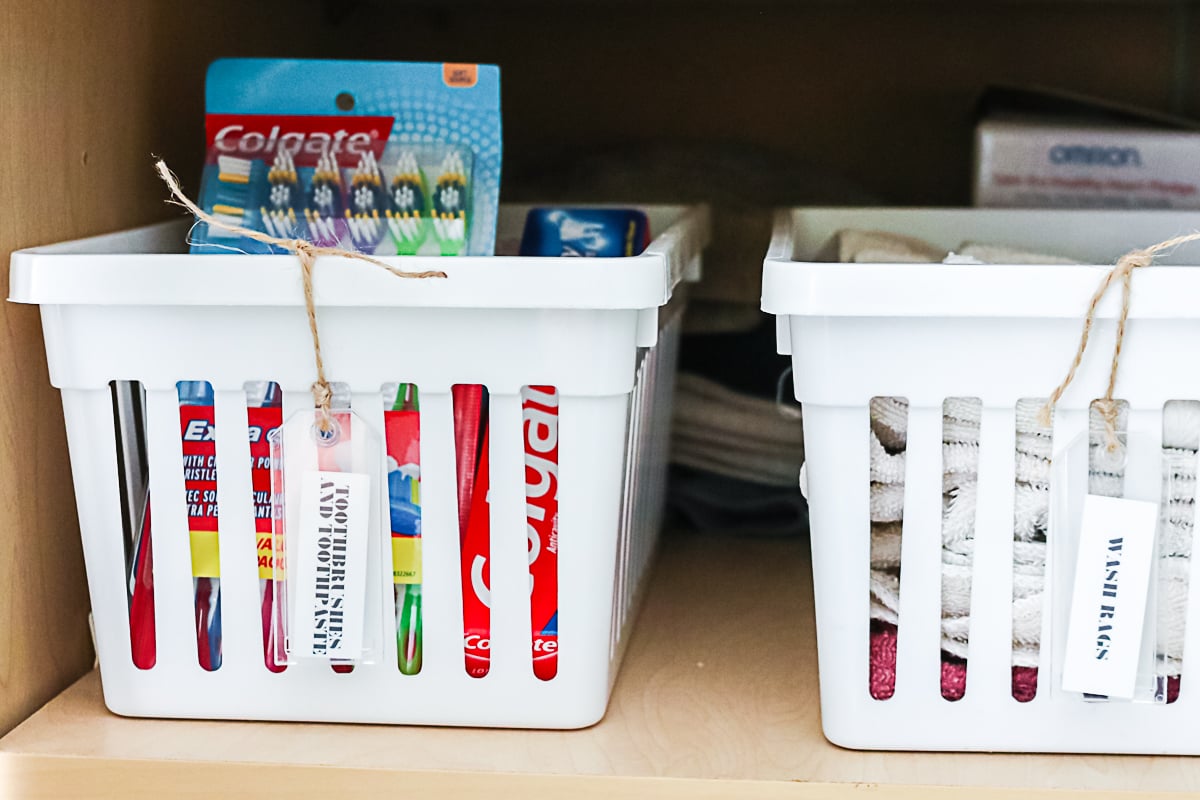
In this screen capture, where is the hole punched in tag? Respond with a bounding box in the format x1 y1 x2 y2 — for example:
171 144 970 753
311 414 344 447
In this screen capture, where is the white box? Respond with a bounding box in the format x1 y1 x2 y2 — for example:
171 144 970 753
10 203 708 729
973 88 1200 209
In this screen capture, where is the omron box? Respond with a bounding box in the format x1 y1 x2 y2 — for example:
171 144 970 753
973 86 1200 209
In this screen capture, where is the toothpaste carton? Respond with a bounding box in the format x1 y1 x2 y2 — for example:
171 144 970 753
519 208 650 257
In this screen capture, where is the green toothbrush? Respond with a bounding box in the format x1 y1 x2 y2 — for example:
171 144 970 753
386 151 429 256
392 382 423 675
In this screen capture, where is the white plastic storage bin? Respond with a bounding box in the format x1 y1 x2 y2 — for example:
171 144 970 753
764 207 1200 753
11 203 707 728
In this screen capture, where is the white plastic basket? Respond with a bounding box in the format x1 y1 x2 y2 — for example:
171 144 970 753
763 207 1200 753
11 203 707 728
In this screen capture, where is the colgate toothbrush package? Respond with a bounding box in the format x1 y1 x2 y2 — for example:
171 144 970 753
191 59 501 256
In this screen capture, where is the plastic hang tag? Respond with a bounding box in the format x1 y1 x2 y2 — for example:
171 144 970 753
269 405 386 666
1051 419 1164 703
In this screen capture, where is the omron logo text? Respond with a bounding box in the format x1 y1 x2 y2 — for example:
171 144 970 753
1049 145 1143 167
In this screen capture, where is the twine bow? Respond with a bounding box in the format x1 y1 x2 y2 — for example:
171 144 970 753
1040 232 1200 450
155 160 447 432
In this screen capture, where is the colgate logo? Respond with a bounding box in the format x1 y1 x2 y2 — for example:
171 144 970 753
205 114 394 168
524 385 560 579
464 633 491 650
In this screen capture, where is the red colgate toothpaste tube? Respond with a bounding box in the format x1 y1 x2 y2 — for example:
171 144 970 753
459 396 491 678
523 386 559 681
455 385 560 680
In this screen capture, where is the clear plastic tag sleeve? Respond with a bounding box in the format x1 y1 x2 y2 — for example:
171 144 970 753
269 407 385 664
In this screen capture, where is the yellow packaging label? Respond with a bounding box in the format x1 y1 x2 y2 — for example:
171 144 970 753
392 537 422 584
189 530 221 578
257 532 283 580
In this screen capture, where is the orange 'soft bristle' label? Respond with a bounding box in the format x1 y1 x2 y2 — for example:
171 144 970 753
442 64 478 88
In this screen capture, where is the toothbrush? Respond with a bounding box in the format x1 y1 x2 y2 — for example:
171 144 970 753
344 151 388 253
246 380 286 673
217 155 252 186
259 149 302 242
304 150 345 247
432 151 469 256
387 383 423 675
385 150 428 255
128 497 156 669
207 155 254 239
178 380 222 672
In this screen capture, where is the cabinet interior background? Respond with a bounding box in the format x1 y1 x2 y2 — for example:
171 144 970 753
0 0 1189 735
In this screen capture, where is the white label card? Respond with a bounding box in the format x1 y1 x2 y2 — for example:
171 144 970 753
290 470 371 659
1062 494 1158 699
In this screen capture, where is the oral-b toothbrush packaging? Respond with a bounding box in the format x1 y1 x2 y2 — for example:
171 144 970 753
191 59 501 256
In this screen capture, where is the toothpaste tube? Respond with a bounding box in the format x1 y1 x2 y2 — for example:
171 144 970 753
523 386 560 680
457 386 561 679
458 387 491 678
519 208 650 257
517 207 651 681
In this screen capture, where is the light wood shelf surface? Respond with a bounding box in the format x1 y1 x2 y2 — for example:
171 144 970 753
3 532 1199 798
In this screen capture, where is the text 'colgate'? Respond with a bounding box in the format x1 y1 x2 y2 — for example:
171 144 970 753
205 113 395 169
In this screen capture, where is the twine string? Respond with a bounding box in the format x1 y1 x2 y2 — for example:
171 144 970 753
154 159 446 431
1040 232 1200 450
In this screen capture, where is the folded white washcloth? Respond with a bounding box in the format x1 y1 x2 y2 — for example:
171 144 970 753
867 395 1198 675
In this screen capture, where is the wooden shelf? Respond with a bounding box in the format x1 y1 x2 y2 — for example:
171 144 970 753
4 532 1200 798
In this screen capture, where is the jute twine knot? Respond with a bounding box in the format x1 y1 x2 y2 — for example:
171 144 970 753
1041 232 1200 451
154 160 447 432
